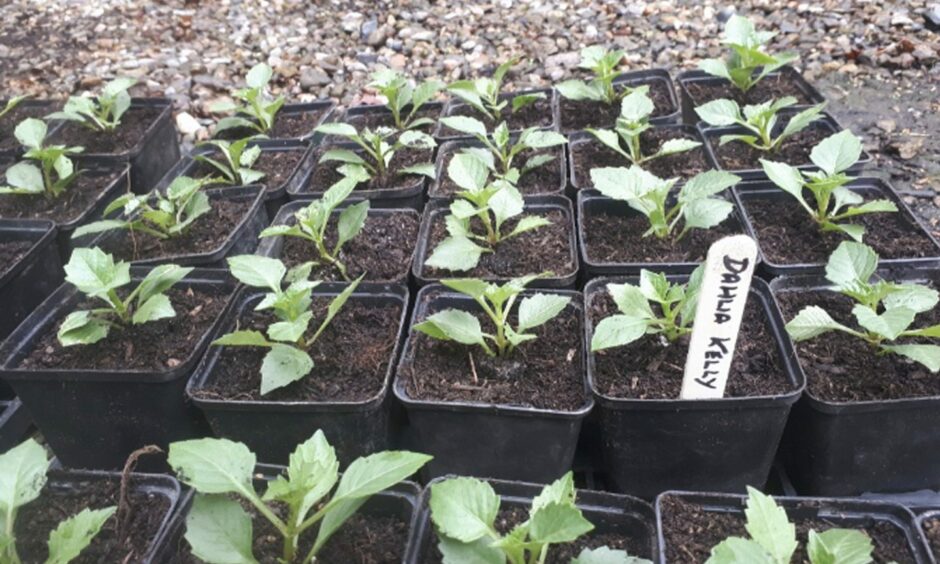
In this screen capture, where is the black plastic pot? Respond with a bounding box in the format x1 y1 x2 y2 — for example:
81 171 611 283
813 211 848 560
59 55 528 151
394 284 591 483
0 219 62 343
255 200 419 285
342 101 444 133
0 267 237 470
0 398 32 451
676 66 826 125
435 88 558 141
577 189 751 277
584 275 804 499
916 510 940 564
557 68 681 133
655 490 930 564
78 185 267 268
187 283 410 466
406 476 657 563
734 178 940 278
0 99 63 157
412 195 579 289
429 136 566 199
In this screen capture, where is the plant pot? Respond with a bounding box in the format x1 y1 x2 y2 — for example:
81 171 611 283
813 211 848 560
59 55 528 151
677 66 826 125
394 284 591 483
557 68 681 133
429 136 566 199
187 283 410 465
655 490 929 563
412 195 579 289
342 101 444 135
577 189 751 276
917 510 940 563
435 88 558 141
0 398 32 451
52 98 180 194
0 219 62 343
406 476 657 563
583 275 804 499
255 200 419 285
567 125 713 191
215 100 337 143
699 111 869 180
0 98 63 157
78 185 268 268
0 267 238 470
734 178 940 278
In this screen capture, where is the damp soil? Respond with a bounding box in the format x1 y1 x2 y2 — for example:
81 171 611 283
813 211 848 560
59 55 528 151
775 289 940 402
15 473 172 563
345 105 440 134
438 94 553 137
710 126 832 171
431 142 564 197
588 289 792 399
1 103 59 152
922 517 940 559
559 79 676 132
0 240 34 276
217 107 331 140
190 148 304 193
193 299 402 403
18 285 230 372
658 495 915 564
400 289 586 411
306 147 431 194
52 106 162 154
421 209 574 281
684 72 816 107
0 168 124 224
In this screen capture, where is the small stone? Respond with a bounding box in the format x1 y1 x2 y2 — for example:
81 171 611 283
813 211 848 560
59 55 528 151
926 4 940 31
366 26 388 47
876 119 897 134
360 17 378 38
356 52 378 64
175 112 201 136
895 137 924 160
300 67 331 89
412 29 435 42
912 45 938 63
389 54 407 70
891 11 914 26
717 6 736 23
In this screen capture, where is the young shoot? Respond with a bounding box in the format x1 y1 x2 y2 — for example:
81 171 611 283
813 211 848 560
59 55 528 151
212 255 363 394
414 273 570 358
695 96 826 152
209 63 285 136
195 137 266 186
0 118 82 199
429 472 651 564
698 15 799 93
259 175 368 282
168 430 430 564
760 130 896 242
590 166 741 241
0 439 117 564
555 46 631 105
587 88 701 165
314 122 437 181
0 95 29 120
592 267 703 351
368 68 444 130
57 247 193 346
786 241 940 372
706 487 873 564
46 77 138 132
426 153 551 271
446 58 545 122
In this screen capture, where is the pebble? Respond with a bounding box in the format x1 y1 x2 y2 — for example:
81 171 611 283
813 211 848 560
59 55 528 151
175 111 202 136
299 67 331 89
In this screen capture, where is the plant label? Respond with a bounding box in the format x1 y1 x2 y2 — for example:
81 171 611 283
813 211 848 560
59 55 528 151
680 234 758 399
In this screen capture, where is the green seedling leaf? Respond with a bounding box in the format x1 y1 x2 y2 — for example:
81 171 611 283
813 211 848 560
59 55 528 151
46 507 116 564
185 495 258 564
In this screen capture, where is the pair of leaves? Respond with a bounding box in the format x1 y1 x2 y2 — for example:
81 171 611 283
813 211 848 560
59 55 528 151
196 138 266 186
315 122 437 180
211 63 286 135
695 97 826 152
447 58 544 121
368 69 443 130
47 77 137 132
0 118 83 198
698 15 799 93
556 46 627 104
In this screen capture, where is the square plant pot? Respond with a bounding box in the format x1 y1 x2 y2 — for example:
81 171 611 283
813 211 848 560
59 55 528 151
0 219 62 343
406 477 657 562
435 88 558 141
255 199 420 285
0 267 238 470
917 510 940 563
412 195 580 289
584 275 804 499
655 490 929 563
394 284 592 483
0 98 64 157
677 66 826 125
187 283 410 466
215 100 337 143
734 178 940 278
0 398 32 451
557 68 681 133
341 101 444 135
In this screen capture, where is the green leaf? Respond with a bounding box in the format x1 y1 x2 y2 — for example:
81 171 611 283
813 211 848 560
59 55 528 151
810 130 862 176
619 89 655 122
57 311 110 346
64 247 130 298
743 487 797 563
760 159 805 199
683 198 734 231
0 438 49 515
658 138 702 157
781 103 826 138
506 215 551 238
698 58 732 81
426 236 486 271
398 130 437 149
853 305 915 340
5 162 44 192
213 330 272 347
72 219 130 239
135 264 192 303
336 200 369 249
517 293 570 332
429 477 500 543
806 528 873 564
824 241 878 288
555 79 602 101
786 306 856 341
522 130 566 149
881 344 940 372
315 122 359 138
706 537 775 564
260 344 314 394
440 115 489 139
319 148 366 165
245 62 273 89
167 437 256 495
131 294 175 325
591 315 650 351
417 309 486 346
267 312 313 343
440 279 491 300
695 99 740 126
400 163 436 178
263 430 339 518
437 536 504 564
14 117 47 149
511 92 545 112
488 182 524 226
530 472 575 513
835 199 897 218
448 152 490 192
226 255 285 292
681 170 742 200
608 283 655 319
45 506 116 564
884 284 939 314
529 501 593 544
572 546 653 564
184 495 258 564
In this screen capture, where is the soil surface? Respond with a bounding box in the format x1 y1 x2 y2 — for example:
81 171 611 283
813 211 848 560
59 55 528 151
18 285 230 371
191 148 304 193
711 126 832 171
400 289 586 411
659 495 916 564
559 79 676 132
685 72 816 107
0 168 125 224
775 288 940 402
923 517 940 560
437 93 553 137
194 299 401 402
345 104 440 134
1 103 59 151
216 107 331 140
52 106 162 154
0 240 34 276
432 142 564 197
306 146 431 194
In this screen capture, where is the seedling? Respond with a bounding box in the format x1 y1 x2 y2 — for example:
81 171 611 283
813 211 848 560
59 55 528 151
592 267 704 351
439 115 566 183
760 130 896 241
0 95 28 120
695 96 826 152
212 255 362 394
786 241 940 372
698 15 799 93
0 439 117 564
706 487 872 564
426 153 551 271
72 176 222 241
314 122 436 181
168 430 430 563
0 118 83 199
259 175 368 282
369 69 443 130
209 63 285 136
555 46 632 105
446 58 545 122
415 273 570 358
46 77 138 132
429 472 651 564
56 247 193 346
587 88 701 165
195 137 266 186
590 166 741 241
